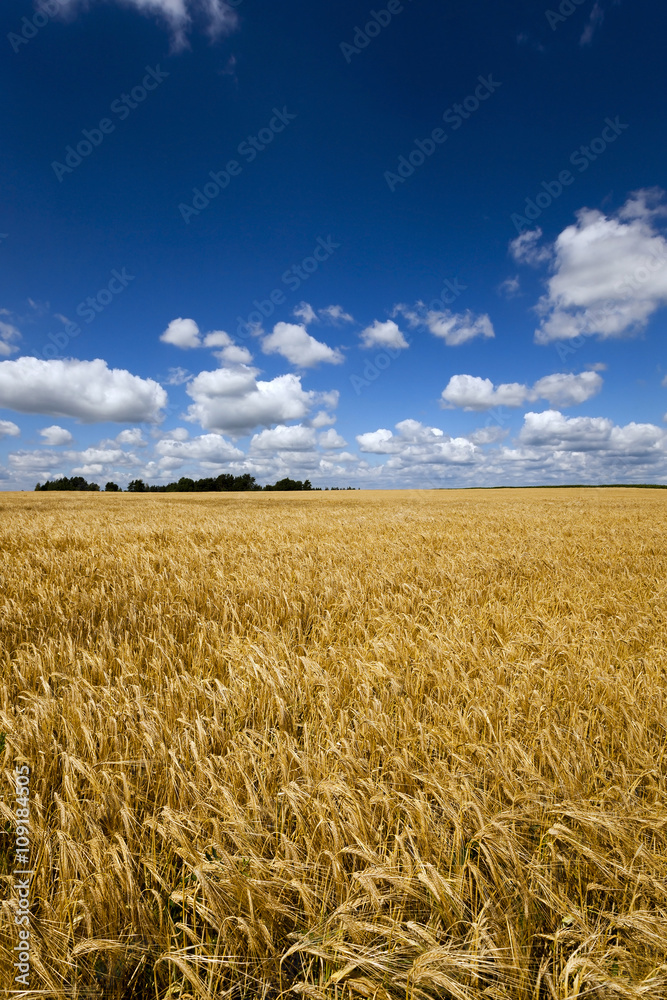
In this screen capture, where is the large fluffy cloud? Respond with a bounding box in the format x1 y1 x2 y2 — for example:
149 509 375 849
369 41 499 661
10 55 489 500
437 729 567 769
519 410 665 459
261 322 344 368
0 358 167 423
525 189 667 343
356 419 477 465
184 365 338 436
441 371 602 410
155 433 243 470
249 424 318 453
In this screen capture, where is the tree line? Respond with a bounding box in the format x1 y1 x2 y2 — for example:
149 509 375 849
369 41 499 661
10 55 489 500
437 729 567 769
35 475 358 492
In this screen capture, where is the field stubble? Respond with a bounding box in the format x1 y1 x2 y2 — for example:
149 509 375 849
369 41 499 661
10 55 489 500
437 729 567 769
1 489 666 999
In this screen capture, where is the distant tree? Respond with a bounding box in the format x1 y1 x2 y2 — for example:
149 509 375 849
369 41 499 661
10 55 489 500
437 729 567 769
265 478 313 492
127 479 147 493
105 482 121 492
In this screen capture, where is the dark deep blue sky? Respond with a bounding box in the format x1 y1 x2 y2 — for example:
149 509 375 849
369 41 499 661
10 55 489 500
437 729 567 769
1 0 667 488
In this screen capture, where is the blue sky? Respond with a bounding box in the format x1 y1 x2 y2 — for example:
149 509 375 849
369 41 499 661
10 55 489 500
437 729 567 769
1 0 667 488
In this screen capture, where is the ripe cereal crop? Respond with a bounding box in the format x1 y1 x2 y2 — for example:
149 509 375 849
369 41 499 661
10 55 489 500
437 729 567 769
1 488 666 999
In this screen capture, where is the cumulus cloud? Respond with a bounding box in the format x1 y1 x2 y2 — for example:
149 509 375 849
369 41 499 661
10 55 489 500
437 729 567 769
310 410 336 428
214 344 253 365
203 330 232 348
155 433 243 469
0 358 167 423
116 428 147 447
519 410 665 460
404 307 495 346
160 317 201 349
441 375 529 411
359 319 409 350
249 424 318 453
261 322 344 367
0 320 21 357
357 419 477 466
441 371 603 411
293 302 317 325
39 425 73 446
509 228 552 267
530 190 667 343
185 365 338 436
60 0 238 48
531 371 603 407
0 419 20 439
319 428 347 449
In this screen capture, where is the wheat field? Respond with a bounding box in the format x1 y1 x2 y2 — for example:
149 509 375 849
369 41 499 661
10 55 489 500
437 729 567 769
1 488 666 1000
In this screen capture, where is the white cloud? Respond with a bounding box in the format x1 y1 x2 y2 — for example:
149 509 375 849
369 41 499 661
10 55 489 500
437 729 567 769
441 375 529 411
202 330 232 348
509 228 552 267
0 419 20 439
116 428 147 447
39 425 73 446
214 344 253 365
519 410 666 460
320 305 354 323
293 302 317 325
310 410 336 428
160 317 201 349
185 366 337 436
498 276 521 298
423 309 495 346
159 427 190 441
61 0 238 48
359 319 409 351
531 371 603 407
357 419 477 467
166 367 193 385
319 428 347 449
261 322 344 368
0 320 21 357
531 191 667 343
250 424 318 453
0 358 167 423
587 362 608 372
9 451 65 475
155 433 243 468
468 426 508 446
580 2 604 46
441 371 603 411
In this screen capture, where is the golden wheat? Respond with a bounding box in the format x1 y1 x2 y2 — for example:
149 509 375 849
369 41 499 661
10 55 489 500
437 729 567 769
1 488 666 999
